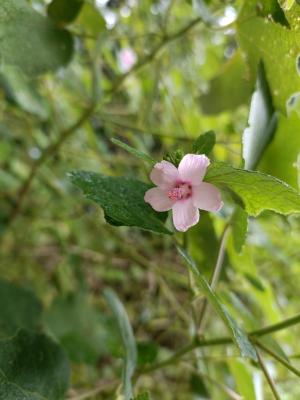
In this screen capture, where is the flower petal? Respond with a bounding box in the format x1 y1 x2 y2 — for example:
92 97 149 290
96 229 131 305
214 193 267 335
150 161 179 190
192 182 223 212
144 187 174 211
172 199 199 232
178 154 210 185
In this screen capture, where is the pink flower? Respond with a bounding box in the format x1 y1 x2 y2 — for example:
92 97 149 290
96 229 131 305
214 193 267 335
144 154 223 232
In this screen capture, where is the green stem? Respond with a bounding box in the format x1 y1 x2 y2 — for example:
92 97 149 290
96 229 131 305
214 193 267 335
256 348 281 400
137 313 300 375
255 339 300 379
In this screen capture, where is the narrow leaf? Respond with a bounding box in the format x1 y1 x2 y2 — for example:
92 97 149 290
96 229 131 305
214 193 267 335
177 246 258 361
111 138 156 165
192 131 216 156
105 289 137 400
231 206 248 253
243 63 278 170
205 162 300 216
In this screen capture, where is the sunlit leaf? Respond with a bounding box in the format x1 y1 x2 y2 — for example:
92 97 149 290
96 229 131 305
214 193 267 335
206 162 300 216
243 63 278 170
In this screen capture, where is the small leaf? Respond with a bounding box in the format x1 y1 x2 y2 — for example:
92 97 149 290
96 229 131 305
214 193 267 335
243 62 278 170
192 131 216 156
111 138 156 165
105 289 137 400
0 279 42 338
48 0 83 24
231 206 248 253
69 171 171 234
177 247 258 361
75 2 106 36
0 0 74 76
0 330 70 400
190 374 210 398
205 162 300 216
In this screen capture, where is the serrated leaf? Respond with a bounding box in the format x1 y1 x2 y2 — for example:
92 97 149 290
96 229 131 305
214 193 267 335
0 0 73 76
0 280 42 338
48 0 83 24
111 138 156 165
105 289 137 400
69 171 171 234
177 247 258 361
205 162 300 216
192 131 216 155
231 206 248 253
0 330 70 400
243 63 278 170
200 52 252 114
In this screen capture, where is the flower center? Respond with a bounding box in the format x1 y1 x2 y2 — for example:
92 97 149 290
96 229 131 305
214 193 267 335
167 183 192 201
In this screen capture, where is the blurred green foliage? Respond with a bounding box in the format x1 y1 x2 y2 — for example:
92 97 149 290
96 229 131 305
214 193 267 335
1 0 300 399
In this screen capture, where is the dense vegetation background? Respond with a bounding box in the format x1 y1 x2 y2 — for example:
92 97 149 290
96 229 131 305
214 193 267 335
1 0 300 399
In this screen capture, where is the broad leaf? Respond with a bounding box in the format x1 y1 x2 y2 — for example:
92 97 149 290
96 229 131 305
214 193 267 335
48 0 83 24
111 138 156 165
105 289 137 400
0 330 70 400
0 371 43 400
258 113 300 189
243 63 278 170
237 1 300 112
44 292 122 364
0 280 42 338
205 162 300 216
192 131 216 156
177 247 258 361
0 0 73 76
69 171 171 234
231 206 248 253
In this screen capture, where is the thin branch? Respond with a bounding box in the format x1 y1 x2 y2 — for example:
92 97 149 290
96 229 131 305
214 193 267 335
256 348 281 400
197 224 231 332
68 379 118 400
6 105 95 226
109 16 202 93
255 339 300 379
137 313 300 375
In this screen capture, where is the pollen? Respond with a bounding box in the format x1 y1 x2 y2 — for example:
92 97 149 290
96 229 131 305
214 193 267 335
168 183 192 201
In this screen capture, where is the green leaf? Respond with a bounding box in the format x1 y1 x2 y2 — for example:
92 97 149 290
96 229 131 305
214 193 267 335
137 341 159 366
75 2 106 36
48 0 83 24
44 292 122 364
229 359 256 400
0 330 70 400
0 66 49 119
105 289 137 400
258 113 300 189
192 130 216 156
237 1 300 112
111 138 156 165
190 374 210 398
243 63 278 170
0 371 44 400
0 0 73 76
200 52 253 114
205 162 300 216
0 280 42 338
177 247 258 361
231 206 248 253
69 171 171 234
279 0 296 10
